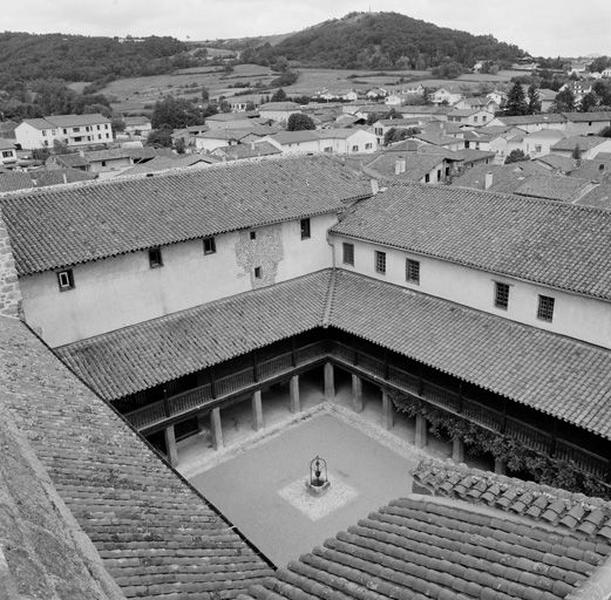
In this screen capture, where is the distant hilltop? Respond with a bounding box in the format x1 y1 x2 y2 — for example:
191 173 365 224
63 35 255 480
219 11 528 71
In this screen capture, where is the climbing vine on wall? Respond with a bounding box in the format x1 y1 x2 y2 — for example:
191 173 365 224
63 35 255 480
389 392 609 499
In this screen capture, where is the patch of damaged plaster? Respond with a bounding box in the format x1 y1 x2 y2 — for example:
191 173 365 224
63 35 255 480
235 225 284 289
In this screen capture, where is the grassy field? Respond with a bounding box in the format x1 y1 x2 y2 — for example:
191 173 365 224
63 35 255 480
97 64 518 114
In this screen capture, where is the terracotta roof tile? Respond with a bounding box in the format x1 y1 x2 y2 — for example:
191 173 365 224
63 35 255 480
0 156 370 275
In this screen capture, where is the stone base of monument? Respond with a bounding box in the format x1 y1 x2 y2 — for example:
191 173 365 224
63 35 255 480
305 479 331 496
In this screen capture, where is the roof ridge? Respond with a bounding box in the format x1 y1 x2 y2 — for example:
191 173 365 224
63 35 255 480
322 268 337 327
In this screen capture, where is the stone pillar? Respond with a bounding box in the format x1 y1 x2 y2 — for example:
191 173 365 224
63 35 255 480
494 458 506 475
289 375 301 413
452 437 465 463
324 362 335 401
252 390 263 431
210 407 223 450
415 414 428 449
0 211 23 319
382 389 394 430
196 410 208 433
351 374 364 412
164 425 178 467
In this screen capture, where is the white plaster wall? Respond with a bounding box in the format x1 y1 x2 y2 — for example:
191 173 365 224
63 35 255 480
331 234 611 348
21 214 337 347
15 124 47 150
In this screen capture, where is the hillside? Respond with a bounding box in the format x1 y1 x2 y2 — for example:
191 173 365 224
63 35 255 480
0 32 189 88
240 12 527 70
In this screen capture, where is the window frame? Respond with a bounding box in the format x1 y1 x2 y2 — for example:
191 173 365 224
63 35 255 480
300 218 311 240
250 230 257 240
375 250 386 275
254 266 262 279
148 247 163 269
494 281 510 310
405 258 420 285
537 294 555 322
203 236 216 255
57 269 75 291
342 242 354 266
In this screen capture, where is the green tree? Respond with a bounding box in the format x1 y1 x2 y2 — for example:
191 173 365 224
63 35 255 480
504 149 528 164
599 126 611 137
201 87 210 103
505 82 528 116
174 138 186 154
52 139 70 154
383 127 419 146
287 113 315 131
552 88 576 112
271 88 288 102
579 92 598 112
151 95 204 129
526 84 541 114
146 126 173 147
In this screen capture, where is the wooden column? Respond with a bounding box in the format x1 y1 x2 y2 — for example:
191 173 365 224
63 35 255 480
252 390 264 431
352 374 364 412
324 362 335 401
382 389 394 430
494 458 506 475
164 425 178 466
289 374 301 413
452 437 465 463
210 407 223 450
415 414 428 449
196 411 208 433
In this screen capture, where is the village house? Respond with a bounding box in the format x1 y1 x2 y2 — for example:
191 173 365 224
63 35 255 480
431 87 463 105
447 108 495 127
265 129 378 155
205 111 259 129
371 117 420 144
485 112 568 133
518 128 567 158
364 146 453 184
399 104 451 121
564 111 611 136
0 138 17 166
15 113 113 150
122 115 152 138
258 101 302 124
551 135 611 159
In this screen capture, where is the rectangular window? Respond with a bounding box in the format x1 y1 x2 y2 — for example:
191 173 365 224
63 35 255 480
424 173 430 183
375 250 386 274
300 218 311 240
437 169 442 182
73 127 80 133
494 282 510 310
537 295 555 322
343 242 354 266
351 145 359 152
203 237 216 255
57 269 74 291
406 259 420 284
1 150 13 158
365 142 372 149
250 231 257 240
148 247 163 268
254 266 262 279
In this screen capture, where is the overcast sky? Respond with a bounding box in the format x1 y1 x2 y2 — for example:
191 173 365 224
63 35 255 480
3 0 610 57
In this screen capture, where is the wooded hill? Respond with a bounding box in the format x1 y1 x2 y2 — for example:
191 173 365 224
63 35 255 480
239 12 527 70
0 32 189 89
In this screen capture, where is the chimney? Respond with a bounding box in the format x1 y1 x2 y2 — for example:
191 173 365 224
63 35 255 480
484 171 493 190
370 178 379 195
395 159 402 175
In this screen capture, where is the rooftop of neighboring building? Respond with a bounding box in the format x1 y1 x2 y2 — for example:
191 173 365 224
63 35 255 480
535 153 580 172
553 135 610 152
451 161 550 193
489 113 568 126
20 113 112 130
123 115 151 126
514 173 595 202
258 101 302 111
212 141 282 160
0 156 371 276
118 153 218 176
206 110 258 122
364 150 446 181
564 111 611 123
576 181 611 210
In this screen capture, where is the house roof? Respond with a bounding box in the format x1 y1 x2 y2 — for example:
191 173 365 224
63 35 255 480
20 113 111 130
0 156 370 276
535 153 579 172
524 128 566 140
0 315 274 599
553 135 609 151
491 114 567 126
365 152 445 181
451 162 553 193
196 128 254 140
331 183 611 300
0 171 35 193
119 153 218 176
259 102 301 111
123 115 150 126
269 130 319 144
240 487 610 600
448 108 490 117
452 148 496 162
413 460 611 541
206 111 255 122
514 174 594 202
49 153 90 168
213 141 282 160
56 269 611 440
576 182 611 211
564 111 611 123
568 157 611 181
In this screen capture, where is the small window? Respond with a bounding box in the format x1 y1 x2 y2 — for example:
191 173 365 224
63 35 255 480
406 259 420 284
254 266 262 279
203 237 216 255
300 218 311 240
101 160 106 167
148 247 163 268
537 295 555 322
57 269 74 291
375 250 386 274
351 145 359 152
250 231 257 240
424 173 430 183
343 242 354 266
365 142 372 149
494 282 510 310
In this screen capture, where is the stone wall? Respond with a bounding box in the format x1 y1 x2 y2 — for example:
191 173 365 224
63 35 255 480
0 209 22 319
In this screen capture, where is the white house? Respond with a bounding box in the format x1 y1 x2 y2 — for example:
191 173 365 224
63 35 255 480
123 116 152 138
521 129 567 158
265 129 378 155
564 111 611 136
0 139 17 166
431 88 463 105
15 114 112 150
447 109 495 127
258 102 302 124
195 128 259 152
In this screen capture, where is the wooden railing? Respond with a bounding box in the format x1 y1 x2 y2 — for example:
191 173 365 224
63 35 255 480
124 337 610 483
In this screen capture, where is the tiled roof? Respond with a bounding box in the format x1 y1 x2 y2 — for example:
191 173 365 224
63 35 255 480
49 153 90 168
568 157 611 182
56 270 333 400
0 171 35 193
0 156 370 275
46 113 111 127
491 114 567 126
57 270 611 439
564 111 611 123
576 182 611 211
119 154 218 176
331 183 611 300
269 130 319 144
31 167 96 187
553 136 609 151
414 460 611 541
197 128 254 140
514 174 594 202
239 494 610 600
124 116 151 126
259 102 301 111
0 316 274 599
535 154 578 172
453 148 496 162
365 152 445 181
329 271 611 439
214 142 282 160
